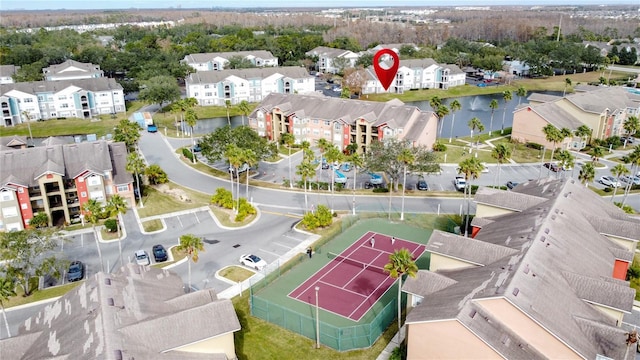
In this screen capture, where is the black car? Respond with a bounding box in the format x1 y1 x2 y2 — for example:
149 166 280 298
152 244 168 262
506 181 519 190
67 260 84 282
417 180 428 191
543 162 560 172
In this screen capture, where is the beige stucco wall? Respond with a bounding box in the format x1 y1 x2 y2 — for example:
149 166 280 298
603 234 637 252
554 100 605 140
511 108 569 149
477 298 580 359
475 203 517 218
591 302 624 326
173 333 236 359
406 320 503 359
400 113 438 149
430 253 478 272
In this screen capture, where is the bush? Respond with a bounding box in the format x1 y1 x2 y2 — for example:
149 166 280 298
211 187 234 209
301 205 333 230
373 187 389 193
235 198 256 222
29 212 49 228
182 148 194 162
145 164 168 185
104 218 118 232
525 142 543 150
433 142 447 152
301 212 321 230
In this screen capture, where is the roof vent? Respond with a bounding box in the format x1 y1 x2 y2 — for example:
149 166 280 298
523 265 530 274
107 298 115 306
540 235 546 242
544 228 550 234
554 209 559 214
104 278 111 285
114 350 123 360
469 309 477 318
512 288 520 296
551 215 556 220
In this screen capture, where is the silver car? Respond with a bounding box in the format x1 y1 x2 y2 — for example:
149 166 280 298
134 250 151 266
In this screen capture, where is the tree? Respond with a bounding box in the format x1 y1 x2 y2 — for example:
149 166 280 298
436 105 450 138
364 139 439 193
429 96 442 111
114 119 142 152
501 90 512 134
623 116 639 146
296 157 317 212
591 146 605 165
242 149 258 199
398 149 415 221
563 77 572 97
578 162 595 187
458 157 484 237
491 144 512 187
126 151 147 208
325 144 343 212
237 100 251 126
610 164 629 202
226 144 243 213
383 248 418 339
621 145 640 206
224 100 232 126
138 75 181 109
575 125 592 148
448 99 461 143
105 194 128 268
488 99 499 135
516 86 527 105
467 117 485 154
184 108 198 164
29 212 49 228
82 199 105 272
349 152 364 215
145 164 168 185
556 149 575 178
0 277 16 337
281 133 295 189
200 126 273 164
1 228 62 297
542 124 563 174
177 234 204 293
342 67 368 98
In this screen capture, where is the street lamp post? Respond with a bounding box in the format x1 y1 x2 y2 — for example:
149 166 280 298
315 286 320 349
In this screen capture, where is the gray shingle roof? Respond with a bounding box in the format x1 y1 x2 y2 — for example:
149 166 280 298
426 230 519 267
305 46 351 58
529 100 585 130
184 50 277 64
0 64 19 77
0 77 122 95
1 264 240 360
566 86 635 114
187 66 309 84
474 186 548 212
407 178 638 360
402 270 457 297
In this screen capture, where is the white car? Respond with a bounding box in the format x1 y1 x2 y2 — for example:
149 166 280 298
239 254 267 270
620 175 640 186
454 176 467 191
598 176 621 188
134 250 151 266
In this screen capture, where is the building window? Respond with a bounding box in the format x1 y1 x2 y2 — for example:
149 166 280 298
313 119 319 124
80 191 87 198
58 95 67 100
204 85 210 89
205 92 212 97
88 176 101 186
117 185 129 192
324 121 331 126
18 187 24 193
24 98 33 103
2 207 18 217
61 104 69 108
21 203 28 210
89 191 104 201
0 191 13 201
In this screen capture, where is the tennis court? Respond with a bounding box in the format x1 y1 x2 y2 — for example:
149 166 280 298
288 231 425 321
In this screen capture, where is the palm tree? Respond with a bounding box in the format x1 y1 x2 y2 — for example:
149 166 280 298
105 194 128 268
82 199 105 272
349 152 364 215
225 144 243 213
578 162 595 187
436 105 450 138
281 133 295 189
574 125 592 148
556 149 575 178
177 234 205 293
126 151 147 208
467 117 485 155
591 146 605 165
242 149 258 199
398 149 415 221
488 99 499 135
563 77 572 97
448 99 461 143
458 157 484 237
542 124 563 176
384 248 418 339
0 277 16 338
623 116 639 146
500 90 512 134
325 145 343 213
184 108 198 164
237 100 251 126
224 100 232 126
296 159 316 212
607 55 619 84
610 164 630 202
516 86 527 105
621 145 640 205
491 144 512 186
429 96 442 111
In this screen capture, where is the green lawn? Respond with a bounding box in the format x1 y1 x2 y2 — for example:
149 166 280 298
219 266 255 283
142 219 163 232
136 183 211 218
4 281 83 309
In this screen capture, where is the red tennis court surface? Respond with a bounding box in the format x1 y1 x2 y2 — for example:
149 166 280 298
288 232 425 321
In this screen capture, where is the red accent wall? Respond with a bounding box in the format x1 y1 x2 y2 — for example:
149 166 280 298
16 186 33 228
471 226 481 238
76 177 89 210
265 113 272 140
378 127 384 140
613 260 629 280
343 126 350 149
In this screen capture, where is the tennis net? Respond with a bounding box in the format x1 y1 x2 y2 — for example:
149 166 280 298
327 252 387 276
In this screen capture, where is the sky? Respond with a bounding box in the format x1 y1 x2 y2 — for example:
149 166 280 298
1 0 636 11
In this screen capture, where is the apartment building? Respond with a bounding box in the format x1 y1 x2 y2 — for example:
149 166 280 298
183 50 279 72
249 93 438 153
185 66 315 106
42 59 104 81
0 65 19 84
305 46 360 74
359 59 466 94
0 77 125 126
0 139 133 231
512 86 640 149
403 178 638 359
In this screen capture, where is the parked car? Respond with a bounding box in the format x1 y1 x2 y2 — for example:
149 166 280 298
621 175 640 186
67 260 85 282
228 163 250 174
598 175 621 187
621 136 635 144
543 162 560 172
454 176 467 191
191 144 201 152
152 244 168 262
239 254 267 270
368 172 383 185
341 163 352 172
364 182 383 189
417 180 428 191
147 124 158 133
134 250 151 266
506 181 519 190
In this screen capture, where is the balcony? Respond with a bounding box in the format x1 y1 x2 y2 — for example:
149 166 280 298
28 188 42 198
44 183 60 193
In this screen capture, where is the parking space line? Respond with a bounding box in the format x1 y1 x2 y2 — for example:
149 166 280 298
272 241 292 250
283 234 304 242
259 248 281 257
194 212 201 223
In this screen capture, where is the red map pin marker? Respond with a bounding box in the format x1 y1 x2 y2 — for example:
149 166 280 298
373 49 399 91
